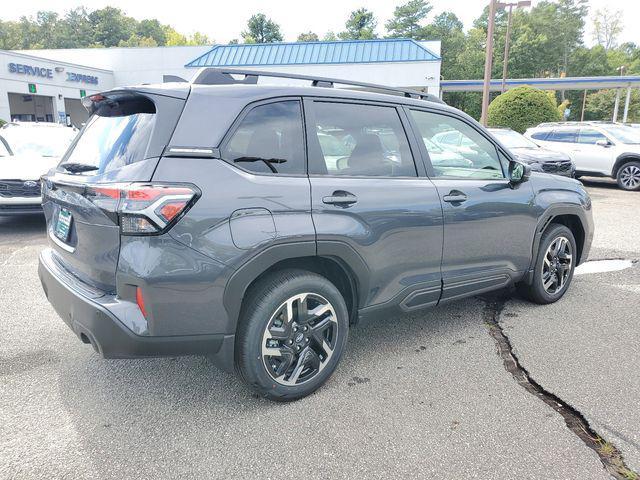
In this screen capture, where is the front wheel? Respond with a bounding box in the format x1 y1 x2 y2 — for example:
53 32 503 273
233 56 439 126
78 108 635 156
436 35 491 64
616 161 640 191
519 224 576 304
235 270 349 401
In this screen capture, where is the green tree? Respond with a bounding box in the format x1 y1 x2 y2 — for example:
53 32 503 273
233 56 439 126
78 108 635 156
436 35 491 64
241 13 283 43
323 31 338 41
385 0 432 38
88 7 136 47
487 86 561 132
585 89 640 122
339 8 377 40
137 19 167 46
422 12 465 78
297 32 319 42
118 34 158 48
592 8 623 51
58 7 93 48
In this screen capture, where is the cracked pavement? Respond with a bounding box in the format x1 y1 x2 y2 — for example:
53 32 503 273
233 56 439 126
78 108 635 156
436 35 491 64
1 177 638 479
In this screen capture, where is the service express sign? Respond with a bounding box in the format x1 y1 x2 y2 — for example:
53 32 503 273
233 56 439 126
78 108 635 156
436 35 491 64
8 62 99 85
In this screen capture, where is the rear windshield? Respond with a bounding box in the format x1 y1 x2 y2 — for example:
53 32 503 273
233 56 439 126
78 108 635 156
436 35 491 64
62 96 156 175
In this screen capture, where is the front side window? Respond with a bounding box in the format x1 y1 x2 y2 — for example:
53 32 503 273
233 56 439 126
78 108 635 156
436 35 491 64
577 129 608 144
222 101 305 175
547 129 578 143
410 110 504 179
309 102 416 177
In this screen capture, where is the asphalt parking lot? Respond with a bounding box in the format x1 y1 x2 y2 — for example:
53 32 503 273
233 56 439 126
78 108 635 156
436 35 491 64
1 178 638 480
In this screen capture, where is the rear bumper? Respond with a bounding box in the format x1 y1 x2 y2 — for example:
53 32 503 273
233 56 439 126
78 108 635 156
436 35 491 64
38 249 235 368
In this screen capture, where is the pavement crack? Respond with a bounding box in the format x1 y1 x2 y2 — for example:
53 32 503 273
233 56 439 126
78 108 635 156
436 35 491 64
480 291 639 480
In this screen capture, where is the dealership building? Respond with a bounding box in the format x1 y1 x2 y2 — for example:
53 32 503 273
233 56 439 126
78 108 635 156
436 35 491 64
0 39 441 127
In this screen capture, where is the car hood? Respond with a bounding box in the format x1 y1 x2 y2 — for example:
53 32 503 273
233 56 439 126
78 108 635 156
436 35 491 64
510 147 571 163
0 154 61 181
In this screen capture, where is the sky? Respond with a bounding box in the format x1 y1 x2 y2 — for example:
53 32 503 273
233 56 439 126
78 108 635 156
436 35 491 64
4 0 640 46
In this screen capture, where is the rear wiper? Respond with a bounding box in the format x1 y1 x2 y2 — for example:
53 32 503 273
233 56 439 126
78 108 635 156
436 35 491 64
232 156 287 173
61 162 99 174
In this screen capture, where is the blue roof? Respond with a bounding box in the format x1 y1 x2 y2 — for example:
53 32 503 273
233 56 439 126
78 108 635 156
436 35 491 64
185 38 440 68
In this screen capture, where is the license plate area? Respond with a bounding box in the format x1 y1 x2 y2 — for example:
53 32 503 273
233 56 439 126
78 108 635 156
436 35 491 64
54 208 73 242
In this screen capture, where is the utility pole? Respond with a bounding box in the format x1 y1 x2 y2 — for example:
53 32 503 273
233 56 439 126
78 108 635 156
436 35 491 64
500 1 531 93
480 0 498 126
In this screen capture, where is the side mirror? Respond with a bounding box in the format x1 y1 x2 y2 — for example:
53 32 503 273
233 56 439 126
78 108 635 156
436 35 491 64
509 160 531 184
595 139 611 147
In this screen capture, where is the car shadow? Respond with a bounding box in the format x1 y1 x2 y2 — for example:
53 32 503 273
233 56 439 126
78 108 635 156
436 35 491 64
579 177 619 190
54 295 493 476
0 214 46 241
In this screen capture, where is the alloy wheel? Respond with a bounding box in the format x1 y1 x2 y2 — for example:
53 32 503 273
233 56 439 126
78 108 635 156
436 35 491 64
261 293 339 386
619 165 640 190
541 236 573 294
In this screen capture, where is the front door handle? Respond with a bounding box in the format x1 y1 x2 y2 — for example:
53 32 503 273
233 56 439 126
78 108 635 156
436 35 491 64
442 190 468 204
322 190 358 207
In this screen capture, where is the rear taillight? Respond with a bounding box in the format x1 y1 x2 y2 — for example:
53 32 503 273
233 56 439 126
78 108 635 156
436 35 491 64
87 183 199 235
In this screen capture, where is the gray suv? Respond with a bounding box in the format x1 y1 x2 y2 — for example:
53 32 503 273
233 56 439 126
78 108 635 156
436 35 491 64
38 69 593 401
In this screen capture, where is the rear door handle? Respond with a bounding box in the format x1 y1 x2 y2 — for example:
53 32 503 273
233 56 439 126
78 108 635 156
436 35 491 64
442 191 468 203
322 190 357 207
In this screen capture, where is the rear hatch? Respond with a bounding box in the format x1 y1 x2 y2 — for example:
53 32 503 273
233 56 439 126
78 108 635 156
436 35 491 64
42 87 188 292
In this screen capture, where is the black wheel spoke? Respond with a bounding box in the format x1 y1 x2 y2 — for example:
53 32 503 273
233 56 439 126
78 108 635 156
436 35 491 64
261 293 339 386
541 235 573 295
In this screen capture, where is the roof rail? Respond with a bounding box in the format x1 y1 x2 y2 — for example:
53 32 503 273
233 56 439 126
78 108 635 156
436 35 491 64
191 67 443 103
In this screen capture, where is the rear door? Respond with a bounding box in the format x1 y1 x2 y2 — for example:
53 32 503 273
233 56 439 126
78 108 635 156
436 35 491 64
305 98 443 310
407 108 538 301
42 90 186 292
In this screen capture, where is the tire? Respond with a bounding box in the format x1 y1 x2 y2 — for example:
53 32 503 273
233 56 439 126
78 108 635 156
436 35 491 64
616 161 640 191
235 269 349 401
519 224 577 305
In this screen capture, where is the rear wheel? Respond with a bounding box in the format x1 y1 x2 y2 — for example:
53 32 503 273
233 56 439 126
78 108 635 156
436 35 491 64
235 270 349 401
519 224 576 304
616 161 640 191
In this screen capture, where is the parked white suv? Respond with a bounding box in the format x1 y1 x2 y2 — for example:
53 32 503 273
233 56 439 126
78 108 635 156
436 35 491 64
0 122 78 215
525 122 640 191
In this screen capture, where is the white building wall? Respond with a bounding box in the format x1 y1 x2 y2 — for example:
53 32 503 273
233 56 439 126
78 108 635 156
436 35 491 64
0 50 113 124
23 46 210 86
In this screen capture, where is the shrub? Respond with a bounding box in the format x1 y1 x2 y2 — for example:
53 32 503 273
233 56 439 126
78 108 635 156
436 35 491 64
0 118 6 127
487 86 561 133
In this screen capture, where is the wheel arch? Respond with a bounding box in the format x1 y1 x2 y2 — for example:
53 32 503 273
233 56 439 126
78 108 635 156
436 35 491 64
612 154 640 177
524 206 589 284
224 241 368 333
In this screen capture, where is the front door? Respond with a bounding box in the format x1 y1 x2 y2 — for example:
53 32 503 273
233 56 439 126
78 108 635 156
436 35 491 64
305 99 443 310
572 128 616 174
407 108 538 301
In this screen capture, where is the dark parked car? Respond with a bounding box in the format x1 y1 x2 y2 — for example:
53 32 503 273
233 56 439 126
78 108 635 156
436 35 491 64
488 127 575 177
39 69 593 401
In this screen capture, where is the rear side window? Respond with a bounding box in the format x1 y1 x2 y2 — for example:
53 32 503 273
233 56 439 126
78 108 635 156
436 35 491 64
547 129 577 143
577 129 608 144
221 100 305 175
308 101 416 177
63 96 156 175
